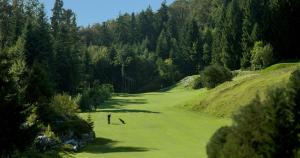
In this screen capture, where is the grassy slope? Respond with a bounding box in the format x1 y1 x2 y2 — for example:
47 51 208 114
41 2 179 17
184 62 300 117
73 87 229 158
71 62 299 158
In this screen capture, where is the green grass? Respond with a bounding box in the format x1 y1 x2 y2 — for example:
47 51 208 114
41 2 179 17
184 62 300 117
69 62 299 158
73 88 230 158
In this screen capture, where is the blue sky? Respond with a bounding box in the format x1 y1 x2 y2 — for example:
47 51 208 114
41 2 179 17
40 0 175 27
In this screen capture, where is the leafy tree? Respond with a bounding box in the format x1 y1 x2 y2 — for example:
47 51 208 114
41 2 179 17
49 93 80 119
156 58 181 87
79 83 114 111
250 41 274 69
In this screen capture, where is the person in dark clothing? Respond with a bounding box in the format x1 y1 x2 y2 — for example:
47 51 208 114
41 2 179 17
107 114 111 124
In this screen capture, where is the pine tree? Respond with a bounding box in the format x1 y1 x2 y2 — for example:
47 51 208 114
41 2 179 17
156 0 169 33
181 19 204 73
87 113 94 129
51 0 63 38
156 29 171 59
0 36 37 157
0 0 12 48
240 0 263 69
220 0 243 70
138 7 155 51
11 0 25 43
115 14 130 44
129 13 138 44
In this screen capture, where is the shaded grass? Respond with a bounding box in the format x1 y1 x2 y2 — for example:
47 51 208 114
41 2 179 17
96 109 160 114
80 137 149 153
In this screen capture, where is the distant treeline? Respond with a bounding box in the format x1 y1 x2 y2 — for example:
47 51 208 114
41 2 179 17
79 0 300 92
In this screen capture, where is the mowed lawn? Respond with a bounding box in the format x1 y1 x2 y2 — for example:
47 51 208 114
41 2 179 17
73 88 230 158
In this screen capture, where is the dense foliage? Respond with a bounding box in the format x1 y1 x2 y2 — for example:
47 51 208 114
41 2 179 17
79 0 300 92
0 0 96 155
207 69 300 158
79 83 114 111
0 0 299 156
201 64 232 89
250 41 274 70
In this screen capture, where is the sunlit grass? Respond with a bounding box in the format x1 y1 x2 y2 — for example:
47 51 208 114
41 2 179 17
74 88 229 158
70 62 299 158
184 62 300 117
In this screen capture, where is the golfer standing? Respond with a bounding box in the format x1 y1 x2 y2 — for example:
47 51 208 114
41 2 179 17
107 114 111 124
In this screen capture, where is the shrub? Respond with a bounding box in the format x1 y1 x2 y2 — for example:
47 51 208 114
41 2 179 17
34 125 60 152
206 126 231 158
191 76 202 89
251 41 274 70
201 64 232 89
45 94 94 149
79 83 114 111
49 94 80 119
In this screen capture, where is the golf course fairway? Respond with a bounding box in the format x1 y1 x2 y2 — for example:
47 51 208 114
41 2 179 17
74 88 230 158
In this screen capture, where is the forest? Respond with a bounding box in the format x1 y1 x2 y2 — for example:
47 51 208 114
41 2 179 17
0 0 299 157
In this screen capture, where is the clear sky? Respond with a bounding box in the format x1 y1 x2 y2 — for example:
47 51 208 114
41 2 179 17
40 0 175 27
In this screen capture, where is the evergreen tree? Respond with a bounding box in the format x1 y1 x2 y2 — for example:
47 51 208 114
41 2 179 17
0 36 37 157
220 0 243 70
54 9 82 93
156 29 171 59
129 13 138 44
115 14 130 44
202 28 213 66
156 0 169 33
0 0 12 48
51 0 63 38
240 0 264 68
138 7 156 50
11 0 25 43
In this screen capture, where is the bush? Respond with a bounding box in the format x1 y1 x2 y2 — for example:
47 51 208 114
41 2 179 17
201 64 232 89
251 41 274 70
49 94 80 119
79 83 114 111
206 126 231 158
47 94 93 138
191 76 202 89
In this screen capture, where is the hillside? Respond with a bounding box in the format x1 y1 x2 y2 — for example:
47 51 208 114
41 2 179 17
183 62 300 117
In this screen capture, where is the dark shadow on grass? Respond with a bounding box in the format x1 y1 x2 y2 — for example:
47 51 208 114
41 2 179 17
101 98 148 109
80 137 150 154
114 93 143 97
98 109 160 114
